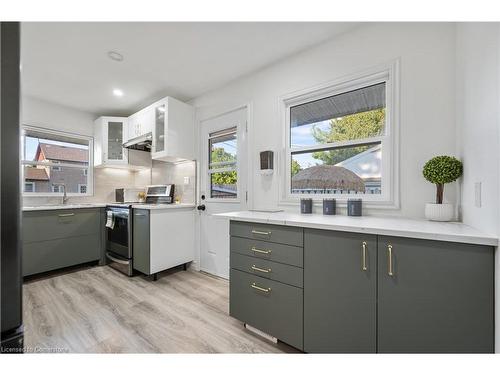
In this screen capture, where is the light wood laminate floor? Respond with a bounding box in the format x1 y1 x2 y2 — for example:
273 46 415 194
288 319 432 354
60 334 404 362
23 265 297 353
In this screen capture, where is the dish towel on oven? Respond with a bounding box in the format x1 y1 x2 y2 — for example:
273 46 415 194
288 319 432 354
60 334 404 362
105 211 115 229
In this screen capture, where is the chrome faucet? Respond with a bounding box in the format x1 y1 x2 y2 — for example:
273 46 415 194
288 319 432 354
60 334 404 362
61 184 69 205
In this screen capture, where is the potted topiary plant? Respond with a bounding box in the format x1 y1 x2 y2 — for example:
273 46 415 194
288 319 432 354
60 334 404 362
422 155 463 221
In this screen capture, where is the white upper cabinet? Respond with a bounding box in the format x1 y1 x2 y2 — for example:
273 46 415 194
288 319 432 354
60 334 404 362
94 97 194 169
127 107 153 139
151 97 195 162
94 116 128 167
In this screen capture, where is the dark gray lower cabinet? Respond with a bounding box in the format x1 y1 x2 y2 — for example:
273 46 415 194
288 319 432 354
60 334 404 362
23 235 100 276
230 269 303 350
133 209 150 275
377 236 494 353
304 229 377 353
230 221 494 353
22 208 104 276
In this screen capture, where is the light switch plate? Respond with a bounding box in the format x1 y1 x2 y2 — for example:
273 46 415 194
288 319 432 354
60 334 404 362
184 176 190 185
474 182 482 207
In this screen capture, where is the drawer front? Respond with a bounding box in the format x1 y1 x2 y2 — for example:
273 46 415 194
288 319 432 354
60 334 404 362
230 221 303 247
230 269 303 350
23 234 100 276
23 209 101 243
231 253 303 288
230 236 303 267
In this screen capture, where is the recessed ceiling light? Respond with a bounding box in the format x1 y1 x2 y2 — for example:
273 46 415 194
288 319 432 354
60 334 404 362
108 51 124 62
113 89 124 97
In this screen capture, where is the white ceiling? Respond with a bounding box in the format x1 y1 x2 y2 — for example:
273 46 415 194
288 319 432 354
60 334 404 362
21 22 359 116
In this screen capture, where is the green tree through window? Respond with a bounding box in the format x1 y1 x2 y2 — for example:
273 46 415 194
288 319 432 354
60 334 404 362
311 108 385 165
211 147 237 185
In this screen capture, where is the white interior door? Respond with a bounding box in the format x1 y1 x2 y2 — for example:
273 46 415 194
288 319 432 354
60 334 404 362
198 107 248 279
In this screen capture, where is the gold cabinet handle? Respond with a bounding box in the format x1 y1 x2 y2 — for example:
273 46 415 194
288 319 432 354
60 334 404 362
362 241 368 271
251 247 272 255
251 229 271 236
387 244 394 277
58 213 75 217
251 283 271 293
251 265 271 274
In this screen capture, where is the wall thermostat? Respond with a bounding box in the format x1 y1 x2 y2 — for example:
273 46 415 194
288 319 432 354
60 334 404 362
260 150 274 175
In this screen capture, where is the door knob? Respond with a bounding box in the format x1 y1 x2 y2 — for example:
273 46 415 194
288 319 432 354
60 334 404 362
197 204 206 211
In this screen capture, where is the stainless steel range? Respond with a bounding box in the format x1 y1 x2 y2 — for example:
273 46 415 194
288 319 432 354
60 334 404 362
105 184 175 276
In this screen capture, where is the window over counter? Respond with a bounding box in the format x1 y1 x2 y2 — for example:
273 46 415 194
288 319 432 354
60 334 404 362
21 125 93 196
281 63 399 207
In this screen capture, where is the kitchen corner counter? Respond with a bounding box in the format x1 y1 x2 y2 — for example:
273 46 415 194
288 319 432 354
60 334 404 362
131 203 196 210
216 211 498 247
22 203 107 211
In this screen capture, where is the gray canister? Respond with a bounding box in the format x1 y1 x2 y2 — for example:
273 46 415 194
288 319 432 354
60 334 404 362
300 198 313 214
323 198 336 215
347 198 362 216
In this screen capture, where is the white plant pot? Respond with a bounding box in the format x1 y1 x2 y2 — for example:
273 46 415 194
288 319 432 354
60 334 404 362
425 203 454 222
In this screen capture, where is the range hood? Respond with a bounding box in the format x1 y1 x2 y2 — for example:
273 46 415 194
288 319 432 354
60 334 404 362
123 132 152 152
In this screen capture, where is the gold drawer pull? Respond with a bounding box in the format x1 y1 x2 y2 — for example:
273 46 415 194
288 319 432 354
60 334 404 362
251 247 271 255
251 229 271 236
251 265 271 273
387 244 394 277
58 213 75 217
251 283 271 293
362 241 368 271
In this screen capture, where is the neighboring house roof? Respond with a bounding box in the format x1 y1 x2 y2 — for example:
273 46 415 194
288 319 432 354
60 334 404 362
24 167 49 181
335 144 381 179
292 165 365 192
36 143 88 163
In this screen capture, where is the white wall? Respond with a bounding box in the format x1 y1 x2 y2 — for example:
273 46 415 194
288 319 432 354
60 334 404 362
456 24 499 235
22 95 95 136
190 23 457 218
455 23 500 352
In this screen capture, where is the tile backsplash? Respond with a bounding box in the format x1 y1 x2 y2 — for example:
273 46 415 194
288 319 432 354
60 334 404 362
22 160 196 206
151 160 196 204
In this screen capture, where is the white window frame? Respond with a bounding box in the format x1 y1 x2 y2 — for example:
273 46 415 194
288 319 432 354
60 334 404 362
24 181 35 192
279 61 400 209
21 125 94 197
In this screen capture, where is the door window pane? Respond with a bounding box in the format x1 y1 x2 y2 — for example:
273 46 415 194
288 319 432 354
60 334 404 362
210 172 237 198
209 129 237 169
208 127 238 199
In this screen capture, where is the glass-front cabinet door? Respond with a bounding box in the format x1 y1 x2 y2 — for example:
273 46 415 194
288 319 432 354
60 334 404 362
154 102 166 154
104 118 127 164
108 121 124 160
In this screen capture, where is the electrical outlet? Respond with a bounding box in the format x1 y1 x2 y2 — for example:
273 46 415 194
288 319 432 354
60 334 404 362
184 176 190 185
474 182 482 208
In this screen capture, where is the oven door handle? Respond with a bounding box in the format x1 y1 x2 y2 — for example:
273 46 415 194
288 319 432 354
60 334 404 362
106 252 130 265
106 211 129 220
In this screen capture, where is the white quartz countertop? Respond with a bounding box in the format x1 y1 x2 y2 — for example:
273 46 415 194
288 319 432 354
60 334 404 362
23 203 196 211
23 203 107 211
216 211 498 247
131 203 196 210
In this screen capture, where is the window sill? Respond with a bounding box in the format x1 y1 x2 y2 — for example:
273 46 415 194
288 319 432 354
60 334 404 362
278 197 400 210
205 198 241 204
